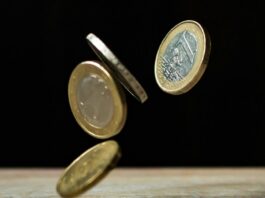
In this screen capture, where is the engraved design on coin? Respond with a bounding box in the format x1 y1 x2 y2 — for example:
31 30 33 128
77 74 114 128
57 141 119 197
162 31 197 81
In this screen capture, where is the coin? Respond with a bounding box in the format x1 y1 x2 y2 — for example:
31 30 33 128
86 33 148 103
154 20 211 94
68 61 127 139
56 140 120 197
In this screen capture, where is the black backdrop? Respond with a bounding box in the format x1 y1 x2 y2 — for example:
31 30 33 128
1 0 264 167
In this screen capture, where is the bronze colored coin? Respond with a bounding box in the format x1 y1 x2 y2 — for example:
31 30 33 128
154 20 211 94
68 61 127 139
56 140 120 197
86 33 148 103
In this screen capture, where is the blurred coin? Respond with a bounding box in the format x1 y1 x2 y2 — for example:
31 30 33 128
57 140 120 197
155 20 211 94
86 33 148 103
68 61 127 139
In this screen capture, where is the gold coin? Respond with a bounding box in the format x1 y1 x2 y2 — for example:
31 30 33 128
86 33 148 103
56 140 120 197
154 20 211 94
68 61 127 139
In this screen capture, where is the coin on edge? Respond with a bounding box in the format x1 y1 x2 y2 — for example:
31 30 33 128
86 33 148 103
154 20 211 94
56 140 120 197
68 61 127 139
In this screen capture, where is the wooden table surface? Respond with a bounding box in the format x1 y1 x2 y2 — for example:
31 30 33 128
1 168 265 197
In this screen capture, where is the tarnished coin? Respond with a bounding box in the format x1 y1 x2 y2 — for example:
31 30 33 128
86 33 148 103
154 20 211 94
57 140 120 197
68 61 127 139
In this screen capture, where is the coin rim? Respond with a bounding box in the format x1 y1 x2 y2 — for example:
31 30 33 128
86 33 148 103
154 20 211 94
56 140 120 197
68 61 127 139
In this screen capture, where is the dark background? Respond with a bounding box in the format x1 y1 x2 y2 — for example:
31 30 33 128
1 0 264 167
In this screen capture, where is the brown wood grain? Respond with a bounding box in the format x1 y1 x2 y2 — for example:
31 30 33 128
0 168 265 197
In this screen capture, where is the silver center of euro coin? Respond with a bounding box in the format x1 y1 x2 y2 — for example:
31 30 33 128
77 74 114 128
161 31 197 81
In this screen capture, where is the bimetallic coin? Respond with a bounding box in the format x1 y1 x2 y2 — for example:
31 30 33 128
57 140 120 197
86 33 148 103
68 61 127 139
155 20 211 94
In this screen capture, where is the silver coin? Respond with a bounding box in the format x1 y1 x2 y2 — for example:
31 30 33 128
86 33 148 103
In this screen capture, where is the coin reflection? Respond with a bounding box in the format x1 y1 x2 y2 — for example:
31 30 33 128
77 74 114 128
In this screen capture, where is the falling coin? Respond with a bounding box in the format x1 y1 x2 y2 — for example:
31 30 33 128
86 33 148 103
154 20 211 94
56 140 120 197
68 61 127 139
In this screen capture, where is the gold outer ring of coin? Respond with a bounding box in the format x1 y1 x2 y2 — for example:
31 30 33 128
86 33 148 103
154 20 211 94
56 140 120 197
68 61 127 139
